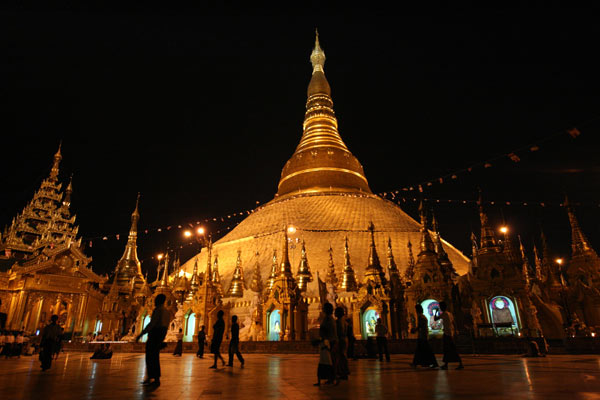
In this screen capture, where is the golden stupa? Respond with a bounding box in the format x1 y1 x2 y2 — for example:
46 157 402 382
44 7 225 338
182 33 470 295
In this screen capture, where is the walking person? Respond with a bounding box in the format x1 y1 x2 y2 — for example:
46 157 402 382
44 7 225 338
173 328 183 356
136 294 171 388
227 315 245 367
334 307 349 380
410 304 438 369
434 301 464 370
375 318 390 362
39 315 62 371
209 310 226 369
196 325 206 358
314 302 337 386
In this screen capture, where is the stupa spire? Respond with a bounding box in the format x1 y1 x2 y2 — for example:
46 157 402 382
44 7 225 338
296 240 313 292
518 235 531 286
565 195 596 256
326 245 338 286
266 249 278 292
115 194 143 287
249 251 264 293
364 222 385 283
404 239 415 282
226 250 245 297
49 142 62 181
279 227 293 278
276 31 371 196
478 191 498 250
339 237 358 292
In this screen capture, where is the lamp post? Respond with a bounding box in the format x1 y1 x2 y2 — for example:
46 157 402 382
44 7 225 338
183 227 210 330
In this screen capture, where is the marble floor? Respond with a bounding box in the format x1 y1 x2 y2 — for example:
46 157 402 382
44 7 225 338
1 352 599 399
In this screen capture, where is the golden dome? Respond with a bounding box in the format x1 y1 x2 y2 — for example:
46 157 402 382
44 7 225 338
182 33 470 294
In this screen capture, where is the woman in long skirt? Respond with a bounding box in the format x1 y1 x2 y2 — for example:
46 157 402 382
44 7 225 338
315 302 337 386
173 328 183 356
410 304 438 368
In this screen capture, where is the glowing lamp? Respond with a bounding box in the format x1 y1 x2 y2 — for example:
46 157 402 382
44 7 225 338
157 254 164 260
184 230 192 238
287 226 297 234
592 332 596 338
197 227 205 235
555 258 564 265
499 226 508 234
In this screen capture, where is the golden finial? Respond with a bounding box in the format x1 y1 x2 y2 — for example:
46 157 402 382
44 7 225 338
49 141 63 181
310 28 326 73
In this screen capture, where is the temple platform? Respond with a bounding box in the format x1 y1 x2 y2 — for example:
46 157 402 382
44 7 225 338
62 337 600 355
1 352 599 399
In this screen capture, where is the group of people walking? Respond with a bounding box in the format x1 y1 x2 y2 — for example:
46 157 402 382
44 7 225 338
135 295 246 389
315 303 352 386
410 301 464 370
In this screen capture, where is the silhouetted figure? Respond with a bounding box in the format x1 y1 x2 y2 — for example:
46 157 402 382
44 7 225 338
375 318 390 362
40 315 62 371
315 302 337 386
209 310 226 369
434 301 464 370
227 315 245 367
173 328 183 356
91 343 113 359
136 294 170 388
410 304 438 369
196 325 206 358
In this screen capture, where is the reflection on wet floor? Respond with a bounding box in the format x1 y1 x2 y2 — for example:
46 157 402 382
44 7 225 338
0 353 599 399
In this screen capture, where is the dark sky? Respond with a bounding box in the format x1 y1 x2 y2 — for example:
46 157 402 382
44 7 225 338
2 8 599 277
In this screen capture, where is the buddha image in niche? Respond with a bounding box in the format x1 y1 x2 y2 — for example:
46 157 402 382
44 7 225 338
491 297 513 324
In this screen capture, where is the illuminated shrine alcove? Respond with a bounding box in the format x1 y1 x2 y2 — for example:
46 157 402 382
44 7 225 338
94 320 103 335
184 312 196 342
421 299 443 335
140 315 151 342
362 308 380 339
268 309 281 341
489 295 519 335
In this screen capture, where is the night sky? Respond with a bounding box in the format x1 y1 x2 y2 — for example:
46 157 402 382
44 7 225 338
2 9 599 277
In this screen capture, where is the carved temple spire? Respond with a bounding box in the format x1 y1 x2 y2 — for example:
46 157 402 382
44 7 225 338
115 193 143 287
157 251 171 289
418 205 436 255
212 253 223 296
296 240 313 292
276 31 371 196
249 251 264 293
518 235 531 286
266 249 278 293
190 257 200 293
565 195 596 257
62 174 73 208
49 142 62 181
325 245 338 286
387 237 402 288
339 237 358 292
404 239 416 282
279 227 294 278
226 250 246 297
533 244 544 282
478 191 498 250
364 222 385 283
